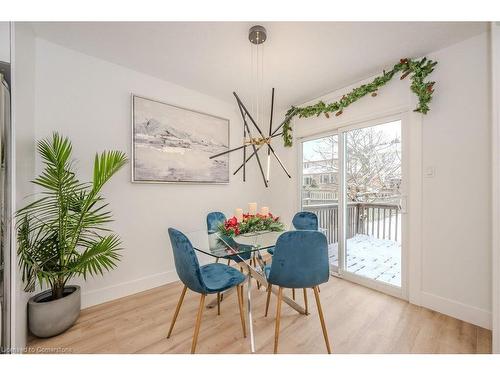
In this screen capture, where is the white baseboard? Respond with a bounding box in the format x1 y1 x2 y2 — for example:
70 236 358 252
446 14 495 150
421 292 492 330
81 270 179 309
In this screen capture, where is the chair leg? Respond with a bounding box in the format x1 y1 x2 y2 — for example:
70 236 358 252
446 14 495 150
167 285 187 338
215 258 219 263
217 292 221 316
313 286 331 354
292 288 295 300
265 284 272 317
303 288 308 315
191 293 206 354
236 284 247 338
274 287 283 354
227 259 231 266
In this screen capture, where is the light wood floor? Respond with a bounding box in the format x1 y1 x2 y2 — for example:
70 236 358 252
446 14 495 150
28 277 492 354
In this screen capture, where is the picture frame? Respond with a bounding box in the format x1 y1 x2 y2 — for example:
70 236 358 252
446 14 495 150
131 94 230 184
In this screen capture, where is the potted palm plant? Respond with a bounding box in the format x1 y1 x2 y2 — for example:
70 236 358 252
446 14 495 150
16 133 127 338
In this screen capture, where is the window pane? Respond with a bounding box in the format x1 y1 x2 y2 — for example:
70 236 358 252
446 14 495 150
301 135 339 249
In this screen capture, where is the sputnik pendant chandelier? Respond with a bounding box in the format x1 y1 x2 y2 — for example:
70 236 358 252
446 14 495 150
209 25 292 188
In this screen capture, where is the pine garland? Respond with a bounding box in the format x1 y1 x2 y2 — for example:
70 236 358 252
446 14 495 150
281 57 438 147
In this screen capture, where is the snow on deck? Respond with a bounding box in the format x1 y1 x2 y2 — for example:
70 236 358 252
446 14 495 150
328 234 401 287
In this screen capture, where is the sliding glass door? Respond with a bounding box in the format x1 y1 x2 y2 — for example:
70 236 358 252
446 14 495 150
342 120 403 292
300 117 406 297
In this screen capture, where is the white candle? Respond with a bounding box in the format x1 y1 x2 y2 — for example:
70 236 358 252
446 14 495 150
248 202 257 215
235 208 243 222
260 206 269 216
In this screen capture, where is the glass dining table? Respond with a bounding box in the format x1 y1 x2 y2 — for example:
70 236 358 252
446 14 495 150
185 229 307 353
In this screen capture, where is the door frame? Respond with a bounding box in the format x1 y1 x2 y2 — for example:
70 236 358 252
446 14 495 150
338 113 409 300
297 111 413 301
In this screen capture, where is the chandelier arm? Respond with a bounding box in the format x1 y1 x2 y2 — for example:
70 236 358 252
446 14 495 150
233 92 267 139
265 142 291 178
269 147 292 178
245 127 268 188
268 88 275 148
243 116 247 182
232 132 283 175
233 143 265 175
235 95 268 188
209 144 248 159
271 109 297 136
235 94 251 184
266 88 275 182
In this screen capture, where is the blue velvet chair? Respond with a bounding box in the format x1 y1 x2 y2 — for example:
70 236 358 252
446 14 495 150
263 230 331 354
167 228 247 353
292 211 319 230
267 211 320 300
266 211 318 257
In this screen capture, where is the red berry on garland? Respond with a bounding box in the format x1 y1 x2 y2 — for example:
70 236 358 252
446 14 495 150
371 92 378 97
324 112 330 118
335 110 343 117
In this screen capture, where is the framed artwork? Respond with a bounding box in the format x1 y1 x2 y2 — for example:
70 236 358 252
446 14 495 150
131 95 230 183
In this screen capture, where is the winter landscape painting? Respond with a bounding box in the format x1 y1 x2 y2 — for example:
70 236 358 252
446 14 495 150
132 95 229 183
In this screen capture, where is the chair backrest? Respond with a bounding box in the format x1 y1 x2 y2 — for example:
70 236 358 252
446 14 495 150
268 230 329 288
207 211 226 234
292 211 319 230
168 228 206 294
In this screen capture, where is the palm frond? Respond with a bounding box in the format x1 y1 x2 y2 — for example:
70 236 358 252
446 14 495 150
66 235 122 279
92 151 128 192
15 133 127 297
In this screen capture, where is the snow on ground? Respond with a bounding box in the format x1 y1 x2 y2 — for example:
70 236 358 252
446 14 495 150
329 234 401 287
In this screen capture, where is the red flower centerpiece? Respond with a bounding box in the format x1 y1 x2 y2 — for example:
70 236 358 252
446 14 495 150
218 212 284 237
222 216 240 236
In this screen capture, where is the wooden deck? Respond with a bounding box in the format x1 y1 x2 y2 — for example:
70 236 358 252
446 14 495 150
27 277 491 354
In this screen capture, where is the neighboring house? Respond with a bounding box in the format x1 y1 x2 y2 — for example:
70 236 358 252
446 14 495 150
302 158 339 205
302 158 339 188
302 158 401 204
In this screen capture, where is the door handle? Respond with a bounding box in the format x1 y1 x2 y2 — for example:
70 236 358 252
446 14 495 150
400 195 408 214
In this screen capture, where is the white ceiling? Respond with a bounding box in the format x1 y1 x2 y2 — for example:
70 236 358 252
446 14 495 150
30 22 487 111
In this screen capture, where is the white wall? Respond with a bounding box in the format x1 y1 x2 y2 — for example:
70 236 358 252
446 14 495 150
32 38 268 309
12 23 37 349
269 32 492 328
0 22 10 63
420 32 491 328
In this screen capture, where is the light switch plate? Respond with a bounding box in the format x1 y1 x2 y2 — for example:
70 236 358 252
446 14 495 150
424 166 435 178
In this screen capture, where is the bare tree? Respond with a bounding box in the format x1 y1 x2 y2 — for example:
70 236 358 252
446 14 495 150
308 126 401 203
